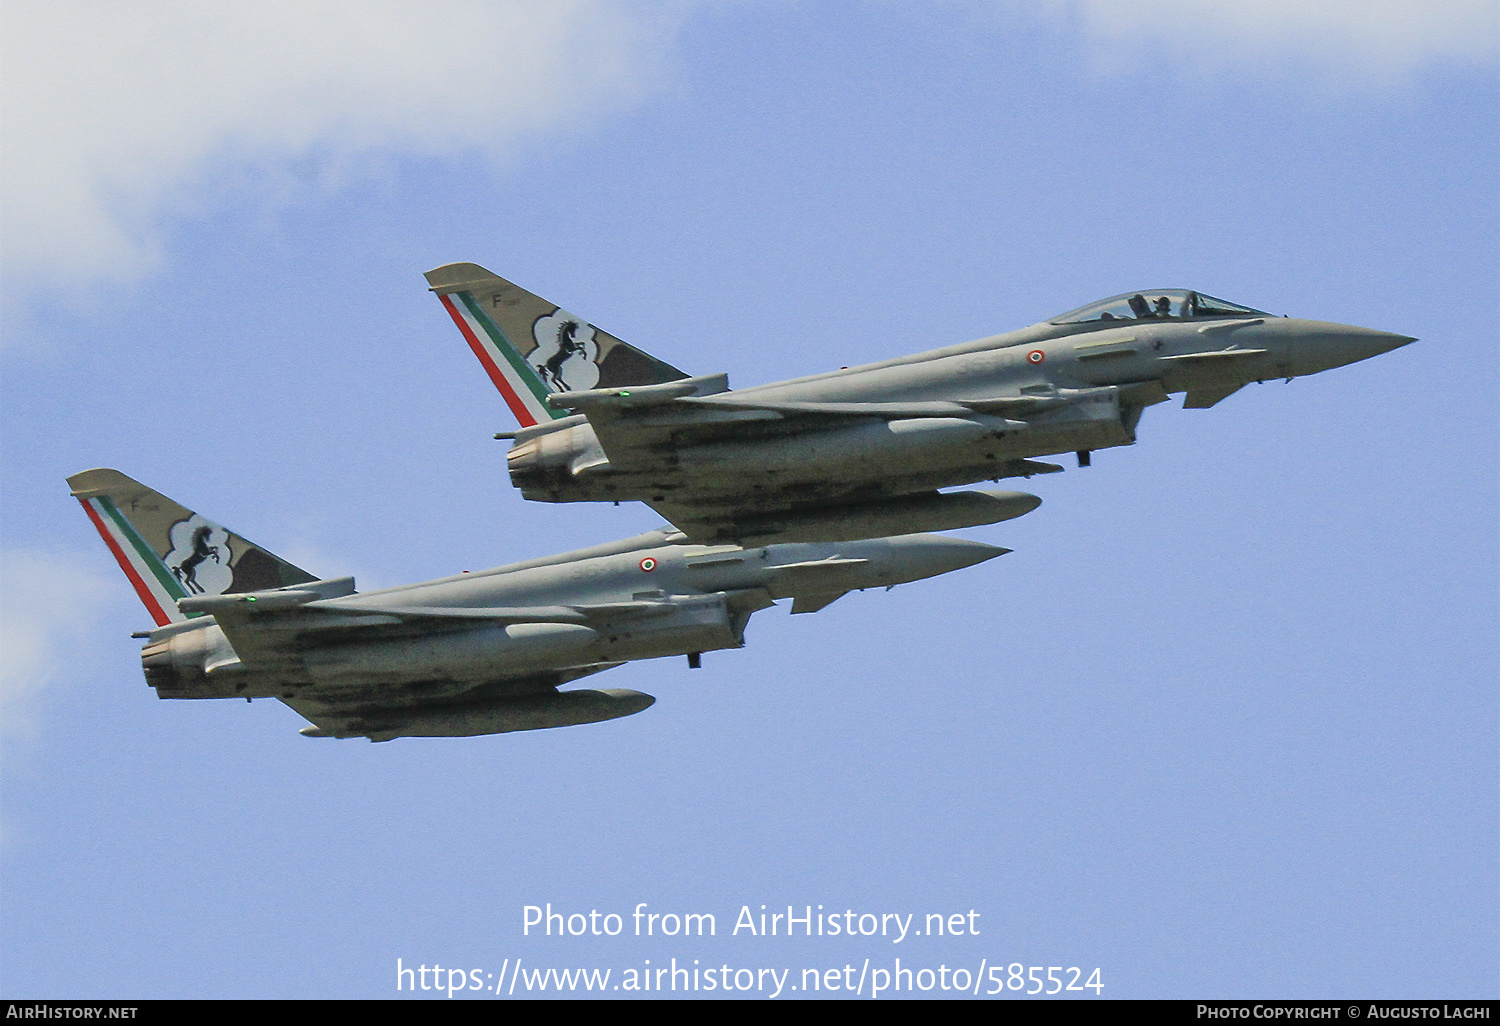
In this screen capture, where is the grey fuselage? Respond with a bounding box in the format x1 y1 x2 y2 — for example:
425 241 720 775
142 530 1003 705
505 300 1414 528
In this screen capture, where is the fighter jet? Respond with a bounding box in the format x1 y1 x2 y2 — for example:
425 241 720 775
428 264 1414 545
69 468 1006 741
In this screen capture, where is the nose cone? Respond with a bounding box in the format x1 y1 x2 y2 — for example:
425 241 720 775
882 534 1011 581
1283 321 1417 375
1333 326 1417 363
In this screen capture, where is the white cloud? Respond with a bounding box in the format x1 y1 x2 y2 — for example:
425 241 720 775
0 549 115 739
3 2 1489 298
0 1 690 290
1074 0 1498 79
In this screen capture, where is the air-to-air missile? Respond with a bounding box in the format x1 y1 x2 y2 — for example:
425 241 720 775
427 264 1414 545
69 468 1016 742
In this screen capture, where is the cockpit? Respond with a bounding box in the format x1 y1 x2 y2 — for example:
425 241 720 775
1050 290 1268 325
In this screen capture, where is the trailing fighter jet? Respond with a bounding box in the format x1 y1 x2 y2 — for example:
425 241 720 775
428 264 1415 545
69 468 1006 741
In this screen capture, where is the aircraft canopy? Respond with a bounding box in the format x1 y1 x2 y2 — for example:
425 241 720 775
1051 290 1268 325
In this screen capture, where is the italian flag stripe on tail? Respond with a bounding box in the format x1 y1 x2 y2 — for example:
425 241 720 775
440 291 561 427
78 497 184 625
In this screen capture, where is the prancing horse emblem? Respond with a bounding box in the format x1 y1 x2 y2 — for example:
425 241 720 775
172 525 221 594
164 516 233 596
531 309 601 393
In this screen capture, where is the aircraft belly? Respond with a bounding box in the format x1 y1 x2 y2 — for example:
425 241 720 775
997 417 1133 459
301 622 598 685
522 422 1129 518
256 601 741 691
1159 363 1263 397
521 378 1142 506
584 594 742 661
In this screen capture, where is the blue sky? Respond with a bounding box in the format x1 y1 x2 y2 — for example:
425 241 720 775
2 1 1496 999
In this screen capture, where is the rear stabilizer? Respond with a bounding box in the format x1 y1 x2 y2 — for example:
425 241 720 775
426 262 688 428
68 469 317 626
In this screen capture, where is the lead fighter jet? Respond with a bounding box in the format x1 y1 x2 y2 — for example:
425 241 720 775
428 264 1415 545
70 468 1005 741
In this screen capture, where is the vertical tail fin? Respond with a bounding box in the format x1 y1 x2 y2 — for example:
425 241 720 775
67 469 317 626
425 262 688 428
